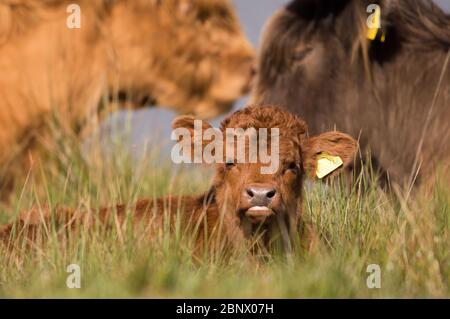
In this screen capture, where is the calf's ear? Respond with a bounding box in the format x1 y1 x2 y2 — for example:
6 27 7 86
172 115 212 134
302 131 358 179
172 115 219 163
172 115 214 145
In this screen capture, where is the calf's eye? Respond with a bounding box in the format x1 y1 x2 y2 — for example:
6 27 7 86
284 162 299 174
225 160 236 169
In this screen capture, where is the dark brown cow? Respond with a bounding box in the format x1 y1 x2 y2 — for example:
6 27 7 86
0 106 357 252
252 0 450 187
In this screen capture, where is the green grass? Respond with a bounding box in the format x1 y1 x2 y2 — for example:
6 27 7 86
0 131 448 298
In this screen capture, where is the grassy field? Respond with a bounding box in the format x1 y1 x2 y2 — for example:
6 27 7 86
0 130 448 298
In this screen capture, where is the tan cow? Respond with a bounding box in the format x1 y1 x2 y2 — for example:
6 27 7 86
0 0 255 195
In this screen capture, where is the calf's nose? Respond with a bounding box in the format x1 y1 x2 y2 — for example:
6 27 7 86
245 186 277 207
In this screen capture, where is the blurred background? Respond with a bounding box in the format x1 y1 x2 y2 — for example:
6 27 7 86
94 0 450 160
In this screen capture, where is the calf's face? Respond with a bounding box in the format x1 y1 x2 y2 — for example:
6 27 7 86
173 106 357 239
222 141 302 225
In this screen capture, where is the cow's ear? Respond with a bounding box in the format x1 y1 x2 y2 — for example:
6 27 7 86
302 132 358 179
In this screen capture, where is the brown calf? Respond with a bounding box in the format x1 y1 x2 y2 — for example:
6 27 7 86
0 106 357 252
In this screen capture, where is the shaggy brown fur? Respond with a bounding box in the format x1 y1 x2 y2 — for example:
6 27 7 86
252 0 450 187
0 0 255 195
0 106 357 252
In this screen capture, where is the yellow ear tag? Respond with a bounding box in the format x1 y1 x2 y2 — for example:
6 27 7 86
315 153 344 179
367 6 383 41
